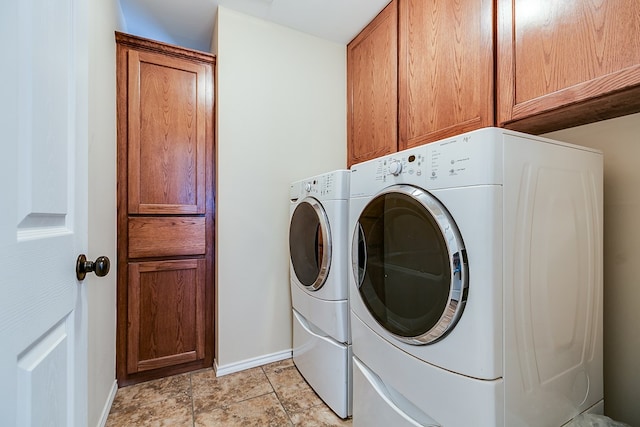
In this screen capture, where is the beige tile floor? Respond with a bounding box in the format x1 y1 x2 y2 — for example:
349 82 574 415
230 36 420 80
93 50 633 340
106 358 352 426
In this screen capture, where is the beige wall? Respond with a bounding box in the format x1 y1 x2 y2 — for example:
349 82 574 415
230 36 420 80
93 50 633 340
87 1 122 425
545 113 640 426
213 7 347 370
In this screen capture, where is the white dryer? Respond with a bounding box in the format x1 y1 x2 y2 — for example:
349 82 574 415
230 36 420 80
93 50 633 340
348 128 603 426
289 169 352 418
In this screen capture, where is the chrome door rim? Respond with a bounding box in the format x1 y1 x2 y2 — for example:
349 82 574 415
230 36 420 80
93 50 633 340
290 197 332 291
353 184 468 345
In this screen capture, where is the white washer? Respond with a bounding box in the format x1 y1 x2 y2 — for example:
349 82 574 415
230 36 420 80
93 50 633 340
289 170 352 418
348 128 603 427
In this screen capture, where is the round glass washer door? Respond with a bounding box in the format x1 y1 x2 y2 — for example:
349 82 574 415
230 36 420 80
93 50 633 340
289 198 332 291
353 184 468 345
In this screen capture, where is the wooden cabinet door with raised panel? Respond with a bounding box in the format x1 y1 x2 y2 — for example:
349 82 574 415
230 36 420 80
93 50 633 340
497 0 640 134
116 32 215 386
398 0 494 149
347 0 398 167
127 50 207 215
127 259 206 374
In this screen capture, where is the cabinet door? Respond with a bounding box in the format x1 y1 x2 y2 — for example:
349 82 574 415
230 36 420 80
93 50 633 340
347 0 398 167
497 0 640 134
398 0 494 150
128 216 206 259
127 259 206 374
127 50 207 214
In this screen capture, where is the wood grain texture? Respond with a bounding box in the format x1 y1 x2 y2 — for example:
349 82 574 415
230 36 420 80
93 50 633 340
347 0 398 167
128 217 206 258
398 0 494 149
116 32 215 386
115 32 214 64
127 259 206 374
127 50 207 214
497 0 640 133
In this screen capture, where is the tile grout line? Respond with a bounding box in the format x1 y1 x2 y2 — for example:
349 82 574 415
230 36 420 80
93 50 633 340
107 360 351 426
261 364 296 426
189 372 196 427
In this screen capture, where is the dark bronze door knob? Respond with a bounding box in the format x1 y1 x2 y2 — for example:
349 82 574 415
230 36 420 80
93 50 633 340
76 254 111 281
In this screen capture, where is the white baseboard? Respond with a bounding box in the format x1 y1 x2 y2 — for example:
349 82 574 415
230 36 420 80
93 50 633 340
96 380 118 427
214 349 292 377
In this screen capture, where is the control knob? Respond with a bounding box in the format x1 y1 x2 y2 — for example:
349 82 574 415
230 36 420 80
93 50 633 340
305 182 312 192
388 159 403 176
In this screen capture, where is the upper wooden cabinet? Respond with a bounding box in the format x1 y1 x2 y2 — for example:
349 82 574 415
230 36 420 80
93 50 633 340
399 0 494 150
347 0 494 166
497 0 640 134
347 1 398 167
349 0 640 161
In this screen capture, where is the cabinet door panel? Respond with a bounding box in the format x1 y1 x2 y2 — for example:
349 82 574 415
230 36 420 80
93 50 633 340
399 0 494 149
127 259 206 374
498 0 640 133
128 216 206 258
128 50 207 214
347 0 398 167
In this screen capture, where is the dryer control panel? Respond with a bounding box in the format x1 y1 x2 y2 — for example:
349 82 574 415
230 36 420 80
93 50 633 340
350 128 506 197
424 129 503 189
350 147 428 197
371 147 429 186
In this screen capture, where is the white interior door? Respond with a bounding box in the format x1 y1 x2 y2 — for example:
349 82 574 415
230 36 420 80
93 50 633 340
0 0 89 425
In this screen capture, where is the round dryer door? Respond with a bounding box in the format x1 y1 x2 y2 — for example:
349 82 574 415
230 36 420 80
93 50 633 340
289 198 332 291
353 185 468 345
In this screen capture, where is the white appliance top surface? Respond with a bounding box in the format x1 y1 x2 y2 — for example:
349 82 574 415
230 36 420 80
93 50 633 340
349 127 602 197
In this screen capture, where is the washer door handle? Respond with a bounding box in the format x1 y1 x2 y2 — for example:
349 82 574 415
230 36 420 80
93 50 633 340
352 222 367 288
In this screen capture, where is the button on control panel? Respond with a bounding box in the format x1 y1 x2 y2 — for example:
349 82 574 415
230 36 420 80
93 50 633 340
302 172 339 197
428 135 474 182
374 151 426 182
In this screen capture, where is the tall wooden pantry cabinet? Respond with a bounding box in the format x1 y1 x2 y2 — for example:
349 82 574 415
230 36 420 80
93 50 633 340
115 32 215 386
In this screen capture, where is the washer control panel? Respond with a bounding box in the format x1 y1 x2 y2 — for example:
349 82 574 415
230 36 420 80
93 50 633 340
303 173 334 197
290 170 350 201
